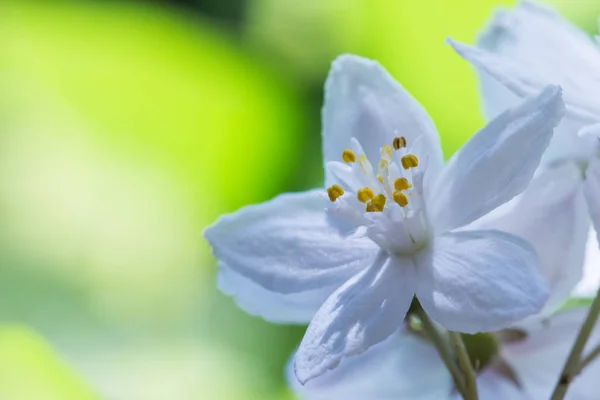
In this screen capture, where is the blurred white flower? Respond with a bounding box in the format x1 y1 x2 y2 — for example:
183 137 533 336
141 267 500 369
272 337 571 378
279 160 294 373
449 1 600 166
205 54 564 383
448 2 600 289
287 307 600 400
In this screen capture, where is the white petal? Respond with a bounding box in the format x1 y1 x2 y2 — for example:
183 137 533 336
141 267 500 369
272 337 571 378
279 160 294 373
476 2 600 115
294 252 416 383
448 39 599 124
502 308 600 400
217 267 337 324
429 85 564 233
466 1 600 165
455 42 598 164
469 163 588 314
584 158 600 247
322 54 444 185
578 123 600 139
573 230 600 297
204 190 378 295
415 230 548 334
287 328 452 400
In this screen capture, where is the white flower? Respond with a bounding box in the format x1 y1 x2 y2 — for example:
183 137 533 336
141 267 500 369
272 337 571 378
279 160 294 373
204 54 564 383
286 161 592 399
448 1 600 166
447 2 600 292
287 307 600 400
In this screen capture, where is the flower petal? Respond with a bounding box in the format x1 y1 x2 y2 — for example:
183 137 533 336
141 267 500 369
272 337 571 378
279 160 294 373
448 39 599 124
294 252 416 383
429 85 564 234
204 190 379 294
502 308 600 400
468 163 588 315
451 1 600 165
217 267 338 324
415 230 548 334
477 1 600 115
287 328 452 400
322 54 443 186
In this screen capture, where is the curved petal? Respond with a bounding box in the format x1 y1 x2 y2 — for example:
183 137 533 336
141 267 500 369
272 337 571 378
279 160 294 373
429 85 564 233
469 163 588 314
322 54 443 186
415 230 548 334
287 328 452 400
217 267 338 324
204 190 379 294
476 1 600 114
502 308 600 400
467 1 600 165
450 38 599 165
448 39 599 124
294 252 416 383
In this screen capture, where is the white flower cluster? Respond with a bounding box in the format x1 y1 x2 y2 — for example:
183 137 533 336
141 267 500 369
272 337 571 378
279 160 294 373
204 2 600 399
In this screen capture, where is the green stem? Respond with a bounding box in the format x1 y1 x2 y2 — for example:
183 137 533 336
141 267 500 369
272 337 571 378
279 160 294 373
576 343 600 375
414 306 467 399
449 331 479 400
550 287 600 400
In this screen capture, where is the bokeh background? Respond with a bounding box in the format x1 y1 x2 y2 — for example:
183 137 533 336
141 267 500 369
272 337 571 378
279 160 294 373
0 0 599 399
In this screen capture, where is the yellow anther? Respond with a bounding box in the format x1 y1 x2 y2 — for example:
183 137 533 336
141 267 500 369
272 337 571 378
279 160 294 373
381 145 393 159
377 174 384 183
327 185 344 202
393 136 407 150
357 187 375 203
342 149 356 163
401 154 419 170
366 194 387 212
393 191 409 207
394 177 412 191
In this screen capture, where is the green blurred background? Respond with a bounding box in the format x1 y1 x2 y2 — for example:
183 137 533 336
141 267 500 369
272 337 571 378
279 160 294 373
0 0 597 398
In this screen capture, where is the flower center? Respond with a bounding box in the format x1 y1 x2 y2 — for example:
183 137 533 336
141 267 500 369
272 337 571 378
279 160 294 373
325 135 431 255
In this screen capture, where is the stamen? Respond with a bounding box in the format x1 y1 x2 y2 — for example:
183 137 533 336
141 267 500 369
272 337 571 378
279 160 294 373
366 194 386 213
357 155 370 174
381 145 393 159
393 136 407 150
342 149 356 163
393 191 409 207
401 154 419 170
357 187 375 203
327 185 344 202
377 174 384 183
394 177 412 191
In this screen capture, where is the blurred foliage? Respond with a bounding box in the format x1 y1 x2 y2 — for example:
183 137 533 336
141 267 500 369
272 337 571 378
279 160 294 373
0 0 598 399
0 325 97 400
